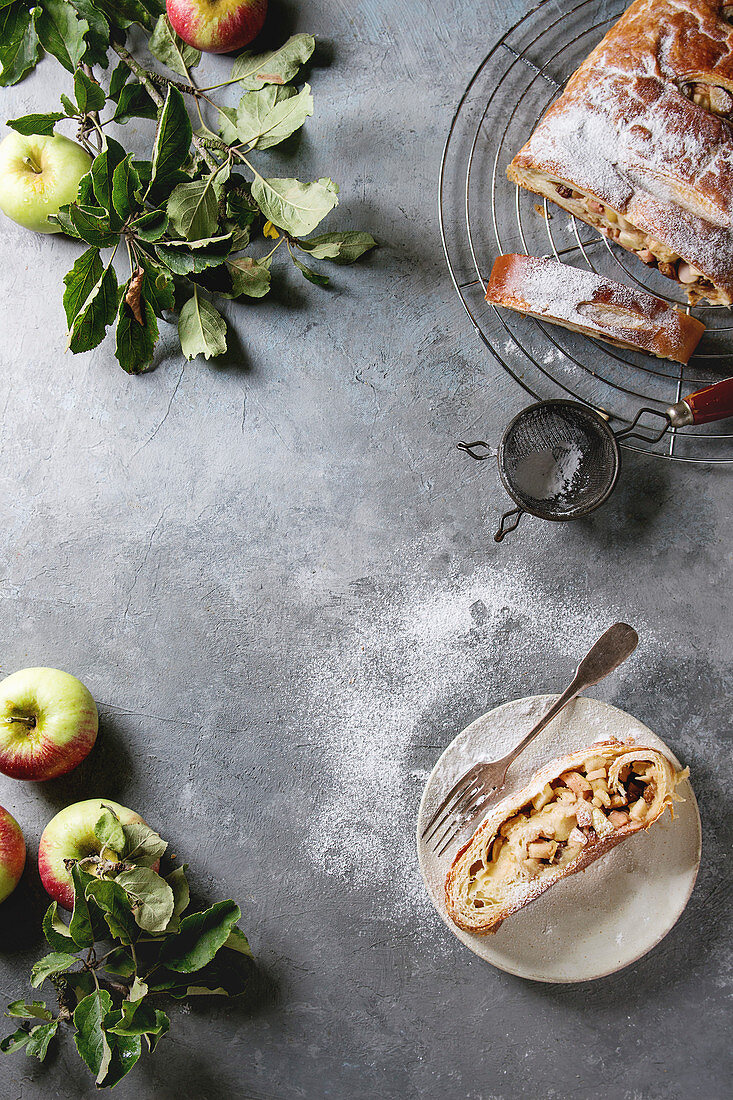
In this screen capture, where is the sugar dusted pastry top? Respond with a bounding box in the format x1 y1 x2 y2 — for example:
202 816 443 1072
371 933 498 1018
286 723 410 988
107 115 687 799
486 254 705 362
510 0 733 298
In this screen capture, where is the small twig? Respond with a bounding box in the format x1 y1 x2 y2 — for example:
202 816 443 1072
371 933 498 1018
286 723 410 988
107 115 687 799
82 63 104 154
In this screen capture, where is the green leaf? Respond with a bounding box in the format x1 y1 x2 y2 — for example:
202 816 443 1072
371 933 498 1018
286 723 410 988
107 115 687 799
115 288 159 374
111 154 142 222
107 1001 168 1041
97 1027 142 1088
225 256 271 298
160 899 241 972
25 1020 59 1061
163 865 190 931
128 976 148 1001
0 1027 32 1054
94 807 126 855
36 0 88 72
131 208 168 242
63 247 102 326
236 84 313 150
113 80 158 124
74 990 113 1083
116 866 174 933
166 169 224 242
250 176 338 236
231 33 315 91
84 878 137 944
60 93 78 117
42 903 75 953
297 230 377 263
66 205 120 249
177 288 227 362
120 821 167 866
6 112 64 136
137 252 174 317
74 67 106 113
6 1000 53 1021
67 0 109 68
155 244 227 276
0 3 41 87
108 59 130 102
103 947 135 978
67 262 118 353
30 952 77 989
217 104 239 145
224 926 253 957
150 85 192 191
91 138 126 226
70 865 97 948
149 13 200 76
291 253 329 287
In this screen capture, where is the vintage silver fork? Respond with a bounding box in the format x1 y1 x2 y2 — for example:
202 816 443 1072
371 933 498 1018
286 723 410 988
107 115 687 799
422 622 639 857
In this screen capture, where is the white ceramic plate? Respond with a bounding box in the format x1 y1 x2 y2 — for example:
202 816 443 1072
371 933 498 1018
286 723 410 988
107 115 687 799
417 695 701 983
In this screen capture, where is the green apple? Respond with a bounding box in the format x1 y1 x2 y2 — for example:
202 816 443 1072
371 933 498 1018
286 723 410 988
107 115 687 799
38 798 155 910
0 131 92 233
0 805 25 903
0 667 98 781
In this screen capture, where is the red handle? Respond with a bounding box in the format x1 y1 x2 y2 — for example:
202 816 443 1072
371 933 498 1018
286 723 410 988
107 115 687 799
683 376 733 425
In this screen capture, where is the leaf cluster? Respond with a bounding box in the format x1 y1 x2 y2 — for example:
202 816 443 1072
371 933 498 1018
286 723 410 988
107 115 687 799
3 12 376 373
1 806 252 1089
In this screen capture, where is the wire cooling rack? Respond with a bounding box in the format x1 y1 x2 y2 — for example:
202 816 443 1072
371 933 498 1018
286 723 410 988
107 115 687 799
440 0 733 462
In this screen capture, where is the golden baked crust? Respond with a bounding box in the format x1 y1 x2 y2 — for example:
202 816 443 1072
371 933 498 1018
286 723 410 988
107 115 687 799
445 739 688 935
486 254 706 363
507 0 733 305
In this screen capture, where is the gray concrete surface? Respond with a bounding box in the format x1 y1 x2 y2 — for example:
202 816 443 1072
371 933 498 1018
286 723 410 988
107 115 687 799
0 1 731 1097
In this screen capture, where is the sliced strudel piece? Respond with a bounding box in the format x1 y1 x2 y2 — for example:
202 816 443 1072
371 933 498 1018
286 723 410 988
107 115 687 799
507 0 733 305
486 254 705 363
445 740 688 935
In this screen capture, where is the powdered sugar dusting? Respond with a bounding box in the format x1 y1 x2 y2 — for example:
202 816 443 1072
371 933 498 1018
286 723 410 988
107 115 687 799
300 560 666 922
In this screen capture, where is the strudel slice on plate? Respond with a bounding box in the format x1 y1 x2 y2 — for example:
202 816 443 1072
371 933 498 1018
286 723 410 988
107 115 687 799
507 0 733 305
486 254 705 363
445 740 688 935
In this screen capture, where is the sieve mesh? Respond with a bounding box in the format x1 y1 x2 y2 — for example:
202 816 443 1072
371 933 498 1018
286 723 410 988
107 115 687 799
498 401 620 518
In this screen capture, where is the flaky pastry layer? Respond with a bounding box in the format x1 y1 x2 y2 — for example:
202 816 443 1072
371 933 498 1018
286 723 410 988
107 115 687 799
445 740 688 935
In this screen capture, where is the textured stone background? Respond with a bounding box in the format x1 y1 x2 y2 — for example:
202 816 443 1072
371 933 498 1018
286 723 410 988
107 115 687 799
0 1 731 1097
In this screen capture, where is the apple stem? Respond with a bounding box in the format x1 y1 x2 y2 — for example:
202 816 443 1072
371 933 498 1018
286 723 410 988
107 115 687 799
22 155 42 175
5 715 36 728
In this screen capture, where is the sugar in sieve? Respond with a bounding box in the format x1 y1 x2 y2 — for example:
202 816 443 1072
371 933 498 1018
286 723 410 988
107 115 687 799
459 377 733 541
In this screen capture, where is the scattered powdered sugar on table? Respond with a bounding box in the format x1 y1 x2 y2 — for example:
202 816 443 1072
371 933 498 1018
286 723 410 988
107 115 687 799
301 560 662 923
512 443 584 501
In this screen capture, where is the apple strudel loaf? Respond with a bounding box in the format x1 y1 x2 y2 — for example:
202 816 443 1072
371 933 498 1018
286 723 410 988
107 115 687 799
445 740 688 935
507 0 733 305
486 254 705 363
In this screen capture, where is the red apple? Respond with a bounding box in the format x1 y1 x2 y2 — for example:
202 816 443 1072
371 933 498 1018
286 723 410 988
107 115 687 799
166 0 267 53
0 667 98 781
39 798 157 910
0 805 25 903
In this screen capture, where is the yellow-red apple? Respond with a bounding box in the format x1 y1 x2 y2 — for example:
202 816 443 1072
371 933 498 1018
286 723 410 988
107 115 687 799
0 805 25 903
0 668 98 781
166 0 267 53
38 798 157 910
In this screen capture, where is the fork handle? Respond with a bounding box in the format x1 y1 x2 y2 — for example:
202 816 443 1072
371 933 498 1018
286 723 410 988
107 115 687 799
500 622 639 769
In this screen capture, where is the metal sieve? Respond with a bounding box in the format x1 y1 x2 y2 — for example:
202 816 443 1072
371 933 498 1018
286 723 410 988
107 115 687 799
459 378 733 541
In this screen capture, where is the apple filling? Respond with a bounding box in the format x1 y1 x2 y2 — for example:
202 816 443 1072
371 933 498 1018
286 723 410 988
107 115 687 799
682 81 733 119
466 756 657 909
533 174 729 305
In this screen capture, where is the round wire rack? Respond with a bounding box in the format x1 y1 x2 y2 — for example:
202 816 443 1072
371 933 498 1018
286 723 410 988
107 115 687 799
440 0 733 462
